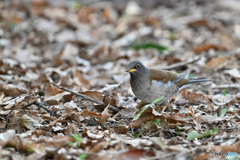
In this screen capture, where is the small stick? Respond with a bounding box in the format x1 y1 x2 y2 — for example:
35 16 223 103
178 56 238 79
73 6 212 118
49 82 120 112
22 100 56 116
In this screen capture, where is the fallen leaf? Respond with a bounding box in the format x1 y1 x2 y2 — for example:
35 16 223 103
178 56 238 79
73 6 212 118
121 149 155 159
223 68 240 78
193 44 226 54
187 19 209 28
175 89 211 105
0 130 16 146
113 126 127 134
206 56 237 70
99 104 110 123
87 128 104 139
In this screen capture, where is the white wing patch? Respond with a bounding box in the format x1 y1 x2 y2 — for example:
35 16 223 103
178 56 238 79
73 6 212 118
152 80 172 89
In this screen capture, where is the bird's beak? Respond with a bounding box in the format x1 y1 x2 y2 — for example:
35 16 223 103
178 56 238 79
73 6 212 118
126 68 136 72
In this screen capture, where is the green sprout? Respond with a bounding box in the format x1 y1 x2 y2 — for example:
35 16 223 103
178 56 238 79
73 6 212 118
79 153 87 160
131 42 168 54
69 134 83 148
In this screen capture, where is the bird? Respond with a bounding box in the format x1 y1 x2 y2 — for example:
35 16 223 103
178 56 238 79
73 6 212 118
126 61 212 108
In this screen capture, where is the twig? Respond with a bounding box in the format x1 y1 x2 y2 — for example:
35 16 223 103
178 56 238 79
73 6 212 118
49 82 120 112
159 56 200 70
22 100 37 109
22 100 56 116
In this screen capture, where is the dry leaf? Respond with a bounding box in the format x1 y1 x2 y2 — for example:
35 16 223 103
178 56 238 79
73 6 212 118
206 56 237 70
175 89 211 105
99 105 111 123
193 44 226 54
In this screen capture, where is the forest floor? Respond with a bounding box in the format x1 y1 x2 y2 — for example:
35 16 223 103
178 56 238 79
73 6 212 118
0 0 240 159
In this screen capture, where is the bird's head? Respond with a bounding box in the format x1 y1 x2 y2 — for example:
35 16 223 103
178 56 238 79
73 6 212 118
126 61 148 76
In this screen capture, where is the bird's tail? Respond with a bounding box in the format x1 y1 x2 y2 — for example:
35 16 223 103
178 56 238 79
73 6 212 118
188 77 213 84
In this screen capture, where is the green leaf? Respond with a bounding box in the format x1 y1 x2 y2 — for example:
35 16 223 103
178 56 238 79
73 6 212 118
220 108 228 117
4 144 14 148
68 142 74 146
181 127 186 132
169 32 177 40
131 43 168 54
72 134 82 142
214 108 228 117
186 131 200 141
186 127 218 141
79 153 87 160
133 95 164 120
137 123 147 138
27 144 33 154
209 126 218 134
150 119 160 125
223 89 226 96
132 133 138 138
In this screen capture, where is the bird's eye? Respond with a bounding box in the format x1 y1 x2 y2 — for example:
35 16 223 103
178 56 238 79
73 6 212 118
136 64 140 69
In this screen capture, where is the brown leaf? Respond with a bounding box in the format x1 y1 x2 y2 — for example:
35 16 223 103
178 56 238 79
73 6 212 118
80 91 104 102
63 123 78 135
81 110 101 118
113 126 127 134
44 83 61 97
193 44 226 54
167 56 181 66
164 113 187 124
206 56 237 70
220 32 236 50
175 89 211 105
29 143 46 156
121 149 155 159
31 0 48 7
0 119 6 129
45 136 75 148
187 19 209 28
0 83 27 96
89 141 105 153
99 105 111 123
74 69 90 89
31 0 49 15
52 49 63 67
129 107 163 128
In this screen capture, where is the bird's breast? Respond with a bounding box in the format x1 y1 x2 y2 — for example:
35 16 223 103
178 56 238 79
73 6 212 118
131 79 179 104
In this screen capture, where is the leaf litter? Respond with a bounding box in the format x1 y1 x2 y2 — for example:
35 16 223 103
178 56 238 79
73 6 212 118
0 0 240 159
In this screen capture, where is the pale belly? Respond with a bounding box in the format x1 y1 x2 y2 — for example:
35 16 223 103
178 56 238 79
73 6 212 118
132 80 179 104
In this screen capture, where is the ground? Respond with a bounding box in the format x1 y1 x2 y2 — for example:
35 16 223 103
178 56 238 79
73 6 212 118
0 0 240 160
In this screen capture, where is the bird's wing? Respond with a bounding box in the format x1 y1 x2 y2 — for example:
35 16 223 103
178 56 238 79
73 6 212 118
172 73 187 83
149 69 179 83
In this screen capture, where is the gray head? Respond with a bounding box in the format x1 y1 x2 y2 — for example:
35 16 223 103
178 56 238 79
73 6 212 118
126 61 149 77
